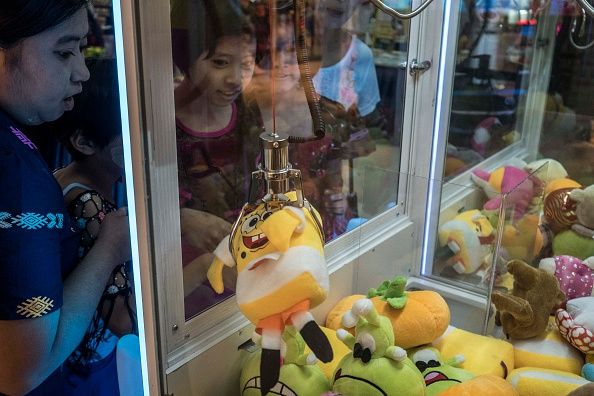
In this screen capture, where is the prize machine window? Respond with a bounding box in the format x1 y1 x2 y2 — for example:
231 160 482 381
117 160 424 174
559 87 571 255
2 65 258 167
170 0 416 321
425 0 594 321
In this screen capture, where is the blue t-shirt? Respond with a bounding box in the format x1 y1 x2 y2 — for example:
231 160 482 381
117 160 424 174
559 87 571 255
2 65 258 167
0 109 79 394
313 35 381 117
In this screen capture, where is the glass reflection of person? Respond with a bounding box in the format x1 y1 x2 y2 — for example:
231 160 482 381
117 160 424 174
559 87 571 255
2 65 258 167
53 58 136 393
171 0 262 317
0 2 131 395
312 0 383 238
254 25 352 241
314 0 381 119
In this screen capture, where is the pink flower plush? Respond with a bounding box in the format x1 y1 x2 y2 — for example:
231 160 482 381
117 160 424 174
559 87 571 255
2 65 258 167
539 256 594 300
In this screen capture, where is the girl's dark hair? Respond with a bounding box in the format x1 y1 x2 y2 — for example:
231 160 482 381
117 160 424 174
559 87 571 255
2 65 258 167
171 0 255 74
56 57 122 161
0 0 89 48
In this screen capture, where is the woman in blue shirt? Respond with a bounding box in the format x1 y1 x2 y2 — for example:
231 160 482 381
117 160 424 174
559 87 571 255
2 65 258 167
0 2 131 395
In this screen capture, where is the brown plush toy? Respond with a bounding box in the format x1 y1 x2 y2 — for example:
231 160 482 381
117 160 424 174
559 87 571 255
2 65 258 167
492 259 565 339
567 383 594 396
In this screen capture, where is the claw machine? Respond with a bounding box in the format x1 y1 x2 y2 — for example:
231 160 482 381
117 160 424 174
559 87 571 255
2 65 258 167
114 0 594 392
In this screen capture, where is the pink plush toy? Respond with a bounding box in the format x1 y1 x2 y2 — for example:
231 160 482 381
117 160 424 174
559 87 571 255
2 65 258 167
471 166 535 220
539 255 594 300
471 117 501 156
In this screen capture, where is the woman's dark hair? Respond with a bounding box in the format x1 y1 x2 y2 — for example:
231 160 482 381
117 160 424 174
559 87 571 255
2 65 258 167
0 0 89 48
56 57 122 161
171 0 255 74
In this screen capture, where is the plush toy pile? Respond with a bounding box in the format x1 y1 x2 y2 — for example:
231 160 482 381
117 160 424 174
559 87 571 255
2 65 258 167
471 159 594 394
238 273 594 395
231 159 594 395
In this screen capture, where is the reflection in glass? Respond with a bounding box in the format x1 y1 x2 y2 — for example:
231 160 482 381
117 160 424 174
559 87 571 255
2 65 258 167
431 0 593 303
432 180 499 292
172 0 261 319
173 0 408 320
445 0 539 178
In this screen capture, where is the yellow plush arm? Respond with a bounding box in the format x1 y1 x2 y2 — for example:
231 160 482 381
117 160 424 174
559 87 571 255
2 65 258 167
259 207 304 252
207 235 235 294
207 258 225 294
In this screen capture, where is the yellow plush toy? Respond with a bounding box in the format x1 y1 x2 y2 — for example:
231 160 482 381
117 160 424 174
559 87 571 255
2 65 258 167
499 214 545 263
438 209 495 274
512 318 584 375
308 326 350 381
207 192 332 395
432 326 514 378
507 367 590 396
438 375 518 396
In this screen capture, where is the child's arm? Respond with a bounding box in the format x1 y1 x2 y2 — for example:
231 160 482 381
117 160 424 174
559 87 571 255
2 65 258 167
68 189 136 335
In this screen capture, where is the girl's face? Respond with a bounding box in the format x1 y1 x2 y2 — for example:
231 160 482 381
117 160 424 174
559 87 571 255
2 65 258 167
0 8 90 125
273 47 301 94
188 35 256 108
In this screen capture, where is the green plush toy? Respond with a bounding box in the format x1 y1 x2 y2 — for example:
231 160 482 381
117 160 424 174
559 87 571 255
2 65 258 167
410 347 475 396
552 230 594 260
367 275 408 309
240 326 331 395
331 298 426 396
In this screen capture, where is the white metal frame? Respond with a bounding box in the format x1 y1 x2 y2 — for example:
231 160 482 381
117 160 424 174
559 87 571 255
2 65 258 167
114 0 162 393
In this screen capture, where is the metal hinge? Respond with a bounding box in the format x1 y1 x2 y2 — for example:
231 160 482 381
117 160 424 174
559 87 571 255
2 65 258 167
409 59 432 76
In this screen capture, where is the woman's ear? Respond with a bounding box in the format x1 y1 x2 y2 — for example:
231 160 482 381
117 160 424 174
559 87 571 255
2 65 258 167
69 130 96 156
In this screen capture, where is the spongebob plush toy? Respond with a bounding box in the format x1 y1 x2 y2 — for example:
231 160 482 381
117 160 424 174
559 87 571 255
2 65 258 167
332 298 426 395
207 192 332 395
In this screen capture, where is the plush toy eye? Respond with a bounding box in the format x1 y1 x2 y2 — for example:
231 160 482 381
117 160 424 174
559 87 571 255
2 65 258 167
415 361 428 372
412 348 440 371
261 211 273 221
356 332 376 354
241 214 260 234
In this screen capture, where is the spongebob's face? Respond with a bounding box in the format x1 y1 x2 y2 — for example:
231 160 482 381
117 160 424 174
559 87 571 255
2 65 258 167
456 209 494 239
473 216 494 239
232 205 276 272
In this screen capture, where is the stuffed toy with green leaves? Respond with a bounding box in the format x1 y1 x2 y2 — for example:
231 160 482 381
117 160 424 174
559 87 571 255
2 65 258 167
240 326 331 395
331 298 426 395
410 347 475 396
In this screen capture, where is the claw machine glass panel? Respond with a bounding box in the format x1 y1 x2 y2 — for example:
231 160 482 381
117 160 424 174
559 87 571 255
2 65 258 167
423 0 594 285
169 0 412 322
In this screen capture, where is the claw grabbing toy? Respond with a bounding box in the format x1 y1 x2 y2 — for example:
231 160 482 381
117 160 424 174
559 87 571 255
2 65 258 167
332 298 426 395
207 132 333 395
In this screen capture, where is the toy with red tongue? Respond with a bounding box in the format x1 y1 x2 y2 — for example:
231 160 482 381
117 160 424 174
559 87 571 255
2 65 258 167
207 190 332 395
410 347 475 396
